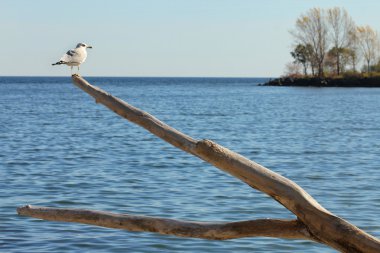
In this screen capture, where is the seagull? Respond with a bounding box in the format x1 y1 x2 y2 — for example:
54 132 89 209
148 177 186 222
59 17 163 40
52 43 92 74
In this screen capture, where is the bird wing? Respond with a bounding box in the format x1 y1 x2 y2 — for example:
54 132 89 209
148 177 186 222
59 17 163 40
60 48 85 64
66 50 77 57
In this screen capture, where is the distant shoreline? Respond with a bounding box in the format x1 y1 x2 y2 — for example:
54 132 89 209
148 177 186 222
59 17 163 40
261 76 380 87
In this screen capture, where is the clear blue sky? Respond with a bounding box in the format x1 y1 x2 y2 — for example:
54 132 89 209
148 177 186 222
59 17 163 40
1 0 380 77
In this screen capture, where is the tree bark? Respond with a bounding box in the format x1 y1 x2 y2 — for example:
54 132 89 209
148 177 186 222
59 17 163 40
18 75 380 253
17 205 310 240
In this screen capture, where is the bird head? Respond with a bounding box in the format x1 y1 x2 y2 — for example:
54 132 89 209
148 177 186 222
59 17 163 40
76 43 93 49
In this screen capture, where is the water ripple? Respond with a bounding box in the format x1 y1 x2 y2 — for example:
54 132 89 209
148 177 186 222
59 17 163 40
1 77 379 252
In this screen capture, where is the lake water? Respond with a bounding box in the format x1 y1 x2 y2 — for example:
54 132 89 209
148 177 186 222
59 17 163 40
1 76 379 252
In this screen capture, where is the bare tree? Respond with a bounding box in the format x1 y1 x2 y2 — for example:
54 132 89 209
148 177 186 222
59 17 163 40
284 61 302 77
291 8 329 77
327 7 356 75
357 25 380 73
347 29 361 72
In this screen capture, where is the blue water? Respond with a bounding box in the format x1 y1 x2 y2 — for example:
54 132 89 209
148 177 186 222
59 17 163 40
1 76 379 252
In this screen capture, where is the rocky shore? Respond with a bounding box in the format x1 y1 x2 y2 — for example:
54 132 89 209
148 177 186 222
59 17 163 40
261 76 380 87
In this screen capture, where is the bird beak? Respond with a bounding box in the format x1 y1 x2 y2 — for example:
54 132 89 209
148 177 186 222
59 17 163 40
87 45 93 49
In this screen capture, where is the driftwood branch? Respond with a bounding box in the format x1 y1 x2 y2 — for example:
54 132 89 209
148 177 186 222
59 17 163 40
18 74 380 253
17 205 309 240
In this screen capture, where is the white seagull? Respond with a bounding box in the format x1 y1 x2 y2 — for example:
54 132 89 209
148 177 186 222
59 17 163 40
52 43 92 74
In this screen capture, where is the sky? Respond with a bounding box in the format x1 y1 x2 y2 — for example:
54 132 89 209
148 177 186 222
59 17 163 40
1 0 380 77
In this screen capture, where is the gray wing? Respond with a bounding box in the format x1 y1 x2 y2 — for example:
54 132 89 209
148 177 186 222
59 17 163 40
66 50 77 57
60 49 83 63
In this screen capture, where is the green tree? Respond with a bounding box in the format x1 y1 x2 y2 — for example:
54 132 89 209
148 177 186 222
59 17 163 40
326 47 352 75
368 60 380 72
290 44 313 75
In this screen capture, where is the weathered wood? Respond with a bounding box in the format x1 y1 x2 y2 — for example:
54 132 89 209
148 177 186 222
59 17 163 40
17 205 310 240
194 139 380 253
70 75 197 153
17 74 380 252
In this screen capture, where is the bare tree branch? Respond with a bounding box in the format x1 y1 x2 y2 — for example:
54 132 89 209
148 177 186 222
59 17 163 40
17 75 380 253
17 205 310 240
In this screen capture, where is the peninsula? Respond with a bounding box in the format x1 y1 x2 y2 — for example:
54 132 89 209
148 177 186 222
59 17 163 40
262 75 380 87
264 7 380 87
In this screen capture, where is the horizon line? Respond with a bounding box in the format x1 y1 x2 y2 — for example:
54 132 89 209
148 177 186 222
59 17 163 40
0 75 275 79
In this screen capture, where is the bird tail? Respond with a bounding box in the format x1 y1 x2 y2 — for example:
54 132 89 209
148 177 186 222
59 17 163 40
52 61 66 66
